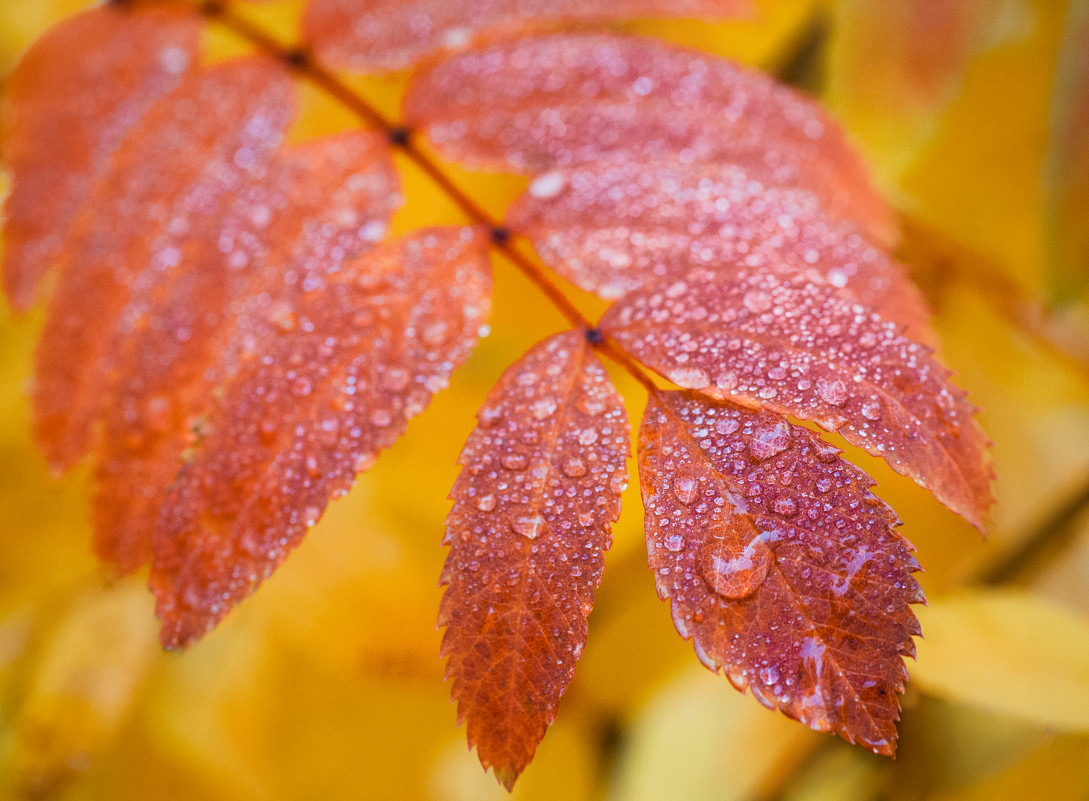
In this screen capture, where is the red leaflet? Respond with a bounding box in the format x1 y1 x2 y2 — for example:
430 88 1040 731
404 32 896 245
441 331 629 788
603 268 993 530
152 228 491 648
302 0 750 73
94 133 399 571
0 4 201 310
32 59 295 472
507 158 932 340
640 391 922 753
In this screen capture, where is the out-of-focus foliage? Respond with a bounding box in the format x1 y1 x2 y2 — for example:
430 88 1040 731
1 1 1088 799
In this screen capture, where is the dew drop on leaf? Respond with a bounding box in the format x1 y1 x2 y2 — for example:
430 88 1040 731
698 532 770 600
749 420 791 461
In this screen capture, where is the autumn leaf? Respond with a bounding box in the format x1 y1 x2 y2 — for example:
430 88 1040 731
639 390 921 753
0 2 200 310
153 227 491 647
0 1 1010 792
602 267 993 529
404 31 898 245
441 330 629 788
302 0 752 72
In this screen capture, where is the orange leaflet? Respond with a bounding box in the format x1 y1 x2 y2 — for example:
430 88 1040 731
404 32 896 246
302 0 751 73
94 133 399 571
32 58 295 472
507 157 933 341
0 3 201 310
151 227 491 648
639 391 922 754
441 331 629 789
603 267 993 530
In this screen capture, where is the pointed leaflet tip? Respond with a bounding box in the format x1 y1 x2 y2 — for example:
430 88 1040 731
441 331 630 783
639 391 921 752
151 227 491 648
604 267 993 531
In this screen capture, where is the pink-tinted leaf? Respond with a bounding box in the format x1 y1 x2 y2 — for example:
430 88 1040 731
404 32 896 245
602 267 993 530
640 391 921 754
0 3 201 310
152 227 491 647
441 330 630 789
32 58 295 472
94 132 399 572
302 0 751 73
507 157 931 340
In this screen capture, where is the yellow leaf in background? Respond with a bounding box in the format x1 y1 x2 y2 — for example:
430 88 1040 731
911 589 1089 731
1043 2 1089 302
606 667 814 801
2 579 158 799
929 734 1089 801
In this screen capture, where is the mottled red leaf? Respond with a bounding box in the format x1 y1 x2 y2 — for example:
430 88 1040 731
639 390 922 753
441 330 630 789
152 227 491 647
94 132 399 571
507 157 932 340
602 267 993 529
32 58 295 472
0 3 201 310
404 32 896 245
302 0 750 73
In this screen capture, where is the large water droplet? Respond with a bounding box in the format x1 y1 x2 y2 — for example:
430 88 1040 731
742 289 773 314
530 398 557 420
578 428 599 446
815 377 848 407
663 532 686 552
382 367 410 392
562 457 587 478
672 475 699 505
749 420 791 461
670 366 710 389
699 530 770 600
501 453 528 471
511 515 545 539
861 400 883 421
290 376 313 397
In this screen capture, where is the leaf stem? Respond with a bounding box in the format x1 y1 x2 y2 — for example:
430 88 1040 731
178 0 662 391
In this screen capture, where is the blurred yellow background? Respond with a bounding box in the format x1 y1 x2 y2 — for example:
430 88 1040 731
2 1 1088 799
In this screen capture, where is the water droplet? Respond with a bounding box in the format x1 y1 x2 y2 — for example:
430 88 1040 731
715 417 740 435
774 497 797 516
749 420 791 461
422 320 449 345
742 289 773 314
608 471 628 495
670 366 710 389
144 394 172 433
672 475 699 504
272 307 297 333
663 533 686 552
290 377 313 397
815 377 849 407
370 409 392 427
578 511 594 527
578 428 599 446
716 371 739 391
861 400 882 421
476 494 496 512
815 478 833 493
529 171 566 199
501 453 528 471
699 532 770 600
530 398 557 420
382 367 410 392
511 515 545 539
858 331 878 348
304 505 322 527
577 395 607 416
562 457 587 478
354 452 377 472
